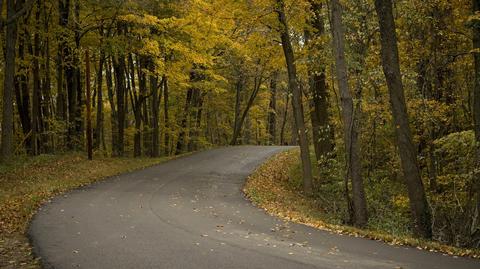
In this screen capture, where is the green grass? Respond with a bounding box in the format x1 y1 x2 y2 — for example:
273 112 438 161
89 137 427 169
0 153 183 268
244 149 480 259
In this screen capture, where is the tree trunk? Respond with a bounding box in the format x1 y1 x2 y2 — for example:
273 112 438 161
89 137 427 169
151 74 162 157
307 1 334 163
280 92 289 145
32 1 42 155
330 0 368 227
230 75 263 145
163 76 170 155
176 88 193 154
375 0 432 238
112 54 126 156
73 0 82 146
15 19 32 154
85 50 93 160
95 49 105 149
56 0 69 131
106 57 118 155
275 0 313 194
64 0 80 150
130 55 143 158
137 56 150 157
1 0 19 160
232 76 243 144
188 89 204 151
42 2 53 152
268 73 278 145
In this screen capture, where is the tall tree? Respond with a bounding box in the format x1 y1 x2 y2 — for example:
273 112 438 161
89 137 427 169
275 0 313 194
330 0 368 227
267 72 278 145
375 0 432 238
85 50 93 160
307 1 334 163
1 0 30 160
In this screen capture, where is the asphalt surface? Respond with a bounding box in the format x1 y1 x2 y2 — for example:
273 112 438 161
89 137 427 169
29 146 480 269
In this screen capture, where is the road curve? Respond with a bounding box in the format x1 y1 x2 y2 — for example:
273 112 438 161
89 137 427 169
29 146 479 269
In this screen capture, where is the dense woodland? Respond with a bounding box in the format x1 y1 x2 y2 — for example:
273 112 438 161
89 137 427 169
0 0 479 250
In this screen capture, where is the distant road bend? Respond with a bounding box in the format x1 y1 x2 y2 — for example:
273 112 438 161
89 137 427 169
29 146 480 269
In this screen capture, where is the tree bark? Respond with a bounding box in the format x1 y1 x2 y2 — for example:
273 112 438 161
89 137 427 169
280 92 290 145
267 73 278 145
56 0 68 125
176 88 193 154
94 49 105 149
85 50 93 160
307 1 334 163
32 0 42 155
42 2 53 152
163 76 170 155
188 90 204 151
230 75 263 145
112 54 126 156
275 0 313 194
375 0 432 238
14 16 32 154
1 0 19 160
151 74 162 157
330 0 368 227
106 57 118 155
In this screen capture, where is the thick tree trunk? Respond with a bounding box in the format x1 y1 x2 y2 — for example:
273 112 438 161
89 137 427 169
330 0 368 227
276 0 313 194
112 55 126 156
64 0 81 150
307 1 333 163
375 0 432 238
1 0 19 160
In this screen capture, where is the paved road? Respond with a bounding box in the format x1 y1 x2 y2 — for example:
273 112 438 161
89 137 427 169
29 146 479 269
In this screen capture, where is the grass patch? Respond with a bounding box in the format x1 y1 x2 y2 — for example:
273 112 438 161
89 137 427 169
0 152 184 268
244 149 480 259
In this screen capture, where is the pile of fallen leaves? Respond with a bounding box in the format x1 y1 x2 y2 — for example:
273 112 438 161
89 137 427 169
243 150 480 259
0 153 176 269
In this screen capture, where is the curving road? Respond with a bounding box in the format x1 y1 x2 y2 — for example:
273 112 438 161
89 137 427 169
29 146 479 269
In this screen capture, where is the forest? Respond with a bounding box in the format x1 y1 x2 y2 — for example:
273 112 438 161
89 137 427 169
0 0 480 264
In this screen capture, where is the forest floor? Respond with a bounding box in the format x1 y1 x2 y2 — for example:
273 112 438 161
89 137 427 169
243 149 480 259
0 153 185 268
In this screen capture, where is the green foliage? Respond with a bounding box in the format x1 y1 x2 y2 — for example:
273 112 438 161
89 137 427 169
435 131 475 175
